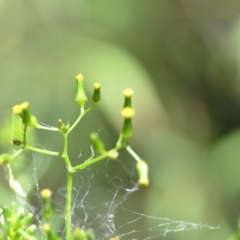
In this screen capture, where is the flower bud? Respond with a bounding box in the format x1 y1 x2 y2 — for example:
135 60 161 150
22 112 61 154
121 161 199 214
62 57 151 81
18 212 34 227
43 223 60 240
121 107 135 138
72 228 95 240
75 73 87 108
58 119 69 134
41 189 53 220
90 133 106 155
123 88 134 108
92 83 101 105
25 224 37 235
41 189 52 199
43 223 51 232
12 102 39 127
0 154 11 164
136 160 149 187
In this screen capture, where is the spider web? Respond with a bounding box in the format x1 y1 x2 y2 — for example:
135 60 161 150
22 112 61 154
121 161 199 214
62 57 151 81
6 118 219 240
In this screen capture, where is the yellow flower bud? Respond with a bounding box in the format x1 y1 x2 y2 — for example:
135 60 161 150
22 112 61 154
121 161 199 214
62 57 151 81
75 73 84 82
123 88 134 108
40 189 52 199
43 223 51 232
92 83 101 104
12 102 39 127
121 107 135 119
121 107 135 138
136 160 149 187
0 154 10 164
41 189 53 220
75 73 87 108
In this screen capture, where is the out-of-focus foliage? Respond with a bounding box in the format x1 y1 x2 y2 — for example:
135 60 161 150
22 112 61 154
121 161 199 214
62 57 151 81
1 1 240 239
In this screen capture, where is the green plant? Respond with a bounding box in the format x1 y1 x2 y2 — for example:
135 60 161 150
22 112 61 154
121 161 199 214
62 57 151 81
0 73 149 240
228 218 240 240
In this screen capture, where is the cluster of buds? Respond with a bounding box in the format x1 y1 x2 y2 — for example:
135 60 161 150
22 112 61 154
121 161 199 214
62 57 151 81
121 88 135 139
75 73 101 109
0 203 36 239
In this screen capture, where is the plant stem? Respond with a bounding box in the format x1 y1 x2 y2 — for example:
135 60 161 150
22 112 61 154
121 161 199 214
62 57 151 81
25 145 61 156
62 134 72 168
62 131 73 240
67 106 93 135
73 144 124 172
65 171 73 240
126 146 140 162
10 149 24 161
67 108 85 134
23 126 27 145
38 125 60 132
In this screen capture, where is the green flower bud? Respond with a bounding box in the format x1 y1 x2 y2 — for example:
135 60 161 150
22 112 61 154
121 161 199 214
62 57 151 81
58 119 69 134
92 83 101 104
121 107 135 138
25 224 37 235
43 223 51 232
0 154 11 164
12 102 39 127
43 224 60 240
90 133 106 154
136 160 149 187
72 228 86 239
2 206 11 220
123 88 134 108
41 189 53 220
18 213 34 227
72 228 95 240
75 73 87 108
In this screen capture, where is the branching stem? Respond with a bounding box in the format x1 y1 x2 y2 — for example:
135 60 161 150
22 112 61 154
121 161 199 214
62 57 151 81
73 144 125 172
3 77 142 240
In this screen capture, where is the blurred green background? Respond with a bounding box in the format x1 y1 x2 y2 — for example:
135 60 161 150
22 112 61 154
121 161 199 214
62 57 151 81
1 1 240 239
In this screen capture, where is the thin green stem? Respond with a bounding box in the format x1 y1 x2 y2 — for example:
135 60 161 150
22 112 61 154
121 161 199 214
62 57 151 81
62 134 71 168
61 131 73 240
23 126 27 145
73 144 125 172
65 171 73 240
25 145 61 157
126 146 140 162
67 106 94 135
10 148 24 161
116 134 124 147
38 125 60 132
67 108 84 135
